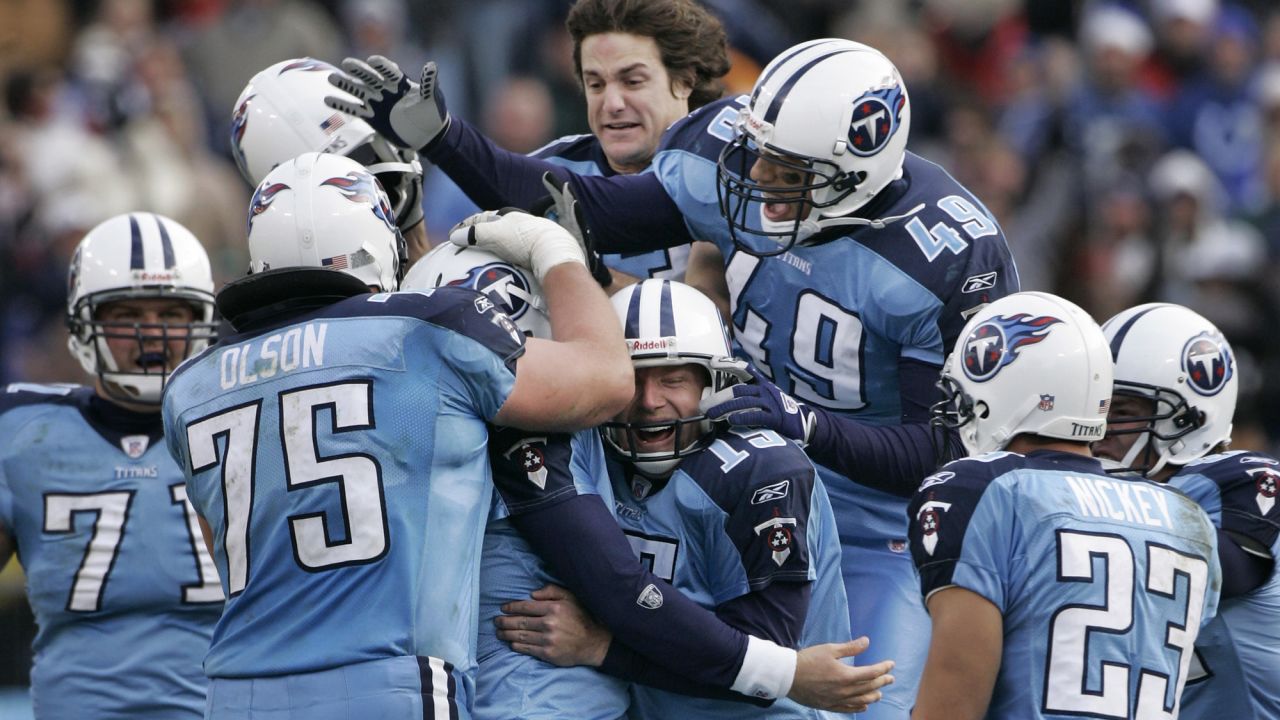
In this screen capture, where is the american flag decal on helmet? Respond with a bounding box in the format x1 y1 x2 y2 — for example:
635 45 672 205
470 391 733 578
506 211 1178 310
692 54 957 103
320 113 345 135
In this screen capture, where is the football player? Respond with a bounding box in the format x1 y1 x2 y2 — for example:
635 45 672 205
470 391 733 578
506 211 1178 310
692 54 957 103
231 57 430 260
0 213 221 717
1093 303 1279 719
404 251 893 718
326 39 1018 717
496 278 869 719
327 0 732 296
909 291 1220 719
162 153 632 718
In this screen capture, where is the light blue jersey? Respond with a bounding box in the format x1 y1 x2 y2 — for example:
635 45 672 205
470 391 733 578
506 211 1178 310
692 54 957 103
476 426 629 720
1168 451 1280 719
162 286 524 718
640 95 1019 716
0 383 220 719
910 450 1221 719
609 427 851 720
533 133 689 282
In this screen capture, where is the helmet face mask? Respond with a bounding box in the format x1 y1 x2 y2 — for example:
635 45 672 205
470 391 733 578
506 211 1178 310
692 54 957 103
602 280 744 477
716 39 910 257
66 213 217 405
601 413 715 470
247 153 405 292
717 135 851 257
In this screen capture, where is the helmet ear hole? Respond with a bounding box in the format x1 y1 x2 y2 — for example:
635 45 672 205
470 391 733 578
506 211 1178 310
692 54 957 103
975 401 990 420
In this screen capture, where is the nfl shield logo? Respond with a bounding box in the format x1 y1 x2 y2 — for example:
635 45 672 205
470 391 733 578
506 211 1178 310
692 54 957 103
1038 394 1055 412
121 434 150 459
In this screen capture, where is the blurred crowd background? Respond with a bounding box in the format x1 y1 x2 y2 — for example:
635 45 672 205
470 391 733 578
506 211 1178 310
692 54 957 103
2 0 1280 699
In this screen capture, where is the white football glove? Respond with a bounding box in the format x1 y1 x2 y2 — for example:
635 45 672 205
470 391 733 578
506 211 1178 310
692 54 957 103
449 210 586 284
326 55 450 151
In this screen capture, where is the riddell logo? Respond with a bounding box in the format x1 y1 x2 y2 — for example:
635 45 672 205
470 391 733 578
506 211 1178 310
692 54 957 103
133 271 179 282
628 338 675 352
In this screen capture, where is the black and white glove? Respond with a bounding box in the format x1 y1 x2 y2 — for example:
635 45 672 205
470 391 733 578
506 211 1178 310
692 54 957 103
449 209 586 284
702 365 819 446
539 172 612 288
326 55 450 151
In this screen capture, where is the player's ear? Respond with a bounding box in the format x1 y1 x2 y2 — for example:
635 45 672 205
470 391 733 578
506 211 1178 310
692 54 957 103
670 75 692 101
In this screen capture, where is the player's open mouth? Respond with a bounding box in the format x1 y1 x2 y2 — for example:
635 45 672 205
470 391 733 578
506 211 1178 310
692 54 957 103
763 201 795 222
636 424 675 445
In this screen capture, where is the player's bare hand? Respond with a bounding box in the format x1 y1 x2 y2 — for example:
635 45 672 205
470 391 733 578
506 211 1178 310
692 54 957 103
789 637 894 714
496 584 612 668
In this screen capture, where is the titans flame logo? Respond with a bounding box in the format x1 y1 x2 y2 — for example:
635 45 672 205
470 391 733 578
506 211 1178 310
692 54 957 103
247 182 290 235
448 262 536 322
321 172 397 232
962 314 1062 383
230 94 254 174
277 58 332 75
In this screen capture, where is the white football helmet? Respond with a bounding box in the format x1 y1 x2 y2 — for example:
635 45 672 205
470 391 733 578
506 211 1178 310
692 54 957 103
933 291 1113 456
247 152 405 291
66 212 217 404
718 39 912 255
231 58 424 231
601 279 747 476
1101 303 1236 476
403 244 549 338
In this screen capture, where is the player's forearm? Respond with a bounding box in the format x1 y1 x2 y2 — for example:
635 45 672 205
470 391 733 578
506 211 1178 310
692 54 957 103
806 412 945 497
540 263 632 424
426 118 563 210
512 495 797 699
598 642 772 706
568 172 695 252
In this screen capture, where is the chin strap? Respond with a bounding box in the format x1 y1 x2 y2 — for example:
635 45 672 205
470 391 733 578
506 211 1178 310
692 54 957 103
761 202 927 248
1118 432 1176 478
813 202 927 231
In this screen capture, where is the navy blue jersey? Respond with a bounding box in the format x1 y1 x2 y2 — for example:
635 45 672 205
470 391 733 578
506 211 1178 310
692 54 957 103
909 451 1221 719
163 287 523 693
0 384 220 719
1168 451 1280 718
610 427 850 719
